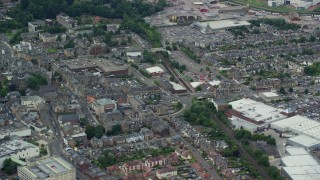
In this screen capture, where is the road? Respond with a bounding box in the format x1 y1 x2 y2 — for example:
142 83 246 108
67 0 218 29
169 127 222 180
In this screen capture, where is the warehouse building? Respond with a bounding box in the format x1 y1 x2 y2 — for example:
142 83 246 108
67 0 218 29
281 147 320 180
146 66 164 76
226 98 287 132
271 115 320 140
287 135 320 151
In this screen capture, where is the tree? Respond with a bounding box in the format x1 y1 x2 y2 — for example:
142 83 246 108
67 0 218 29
305 89 309 94
195 86 202 92
2 158 17 175
288 87 294 93
21 0 29 10
106 124 122 136
175 102 183 110
279 87 286 94
67 0 74 6
170 76 175 81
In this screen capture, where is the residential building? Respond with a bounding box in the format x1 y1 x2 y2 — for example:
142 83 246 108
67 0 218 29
58 114 80 126
18 156 76 180
145 155 166 168
156 168 177 179
0 137 39 168
125 133 144 143
122 160 144 174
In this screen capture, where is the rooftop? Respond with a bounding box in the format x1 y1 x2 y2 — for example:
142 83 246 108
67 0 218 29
95 98 115 106
0 138 38 158
169 81 187 91
146 66 164 74
20 156 74 178
283 165 320 177
288 135 320 147
282 155 319 167
228 98 286 123
286 147 309 156
196 20 250 31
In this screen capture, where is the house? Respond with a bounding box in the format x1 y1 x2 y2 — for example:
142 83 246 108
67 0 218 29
175 149 192 160
152 124 170 138
21 96 45 110
145 155 166 168
90 137 103 148
166 153 179 165
58 114 80 125
122 160 144 174
156 168 177 179
114 136 126 145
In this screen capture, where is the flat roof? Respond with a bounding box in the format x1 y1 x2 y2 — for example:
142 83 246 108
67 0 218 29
126 52 141 57
96 98 115 106
228 98 286 122
197 20 250 30
283 165 320 176
56 58 127 73
289 174 320 180
190 82 203 88
169 81 186 91
282 155 319 167
288 135 320 147
286 147 309 155
146 66 164 74
208 80 221 86
21 156 74 178
271 115 310 129
261 92 279 98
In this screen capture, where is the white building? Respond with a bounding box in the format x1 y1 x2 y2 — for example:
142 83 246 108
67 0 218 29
227 98 286 132
0 137 39 168
146 66 164 76
281 147 320 179
271 115 320 140
126 51 142 63
21 96 45 110
0 125 31 140
18 156 76 180
287 135 320 151
156 168 178 179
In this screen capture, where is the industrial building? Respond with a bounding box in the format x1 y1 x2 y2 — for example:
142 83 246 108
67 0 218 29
0 123 31 140
192 19 251 33
226 98 287 132
281 147 320 179
18 156 76 180
287 135 320 151
0 136 39 168
271 115 320 140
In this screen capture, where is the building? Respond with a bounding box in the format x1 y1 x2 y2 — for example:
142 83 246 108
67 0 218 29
146 66 164 76
218 5 249 15
259 91 282 102
226 98 287 132
281 147 320 180
145 155 166 168
287 135 320 151
18 156 76 180
126 52 142 63
168 81 187 94
21 96 45 110
156 168 177 179
128 96 146 111
0 137 39 168
271 115 320 140
56 13 77 29
0 124 31 139
53 58 130 77
91 98 117 115
168 13 201 24
125 133 144 143
192 20 251 32
58 114 80 126
28 20 45 32
122 160 144 173
208 98 229 111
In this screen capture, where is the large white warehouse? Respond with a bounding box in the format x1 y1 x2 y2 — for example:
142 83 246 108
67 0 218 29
226 98 287 132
